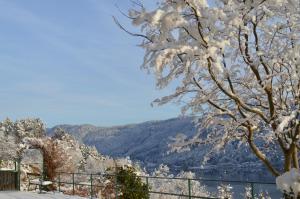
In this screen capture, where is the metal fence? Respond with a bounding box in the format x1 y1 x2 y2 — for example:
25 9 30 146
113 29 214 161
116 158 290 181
44 172 280 199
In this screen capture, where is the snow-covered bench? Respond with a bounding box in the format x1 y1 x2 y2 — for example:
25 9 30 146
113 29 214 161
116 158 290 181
77 182 91 186
27 173 52 193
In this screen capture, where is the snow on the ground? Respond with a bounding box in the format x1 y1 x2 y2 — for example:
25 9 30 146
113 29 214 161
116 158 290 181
0 191 86 199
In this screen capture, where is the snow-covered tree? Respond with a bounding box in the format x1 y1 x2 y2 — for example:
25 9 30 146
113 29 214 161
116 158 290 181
121 0 300 177
0 120 18 161
0 118 44 161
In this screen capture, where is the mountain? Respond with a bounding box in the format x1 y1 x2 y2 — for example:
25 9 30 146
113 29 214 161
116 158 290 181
47 117 277 181
47 117 198 167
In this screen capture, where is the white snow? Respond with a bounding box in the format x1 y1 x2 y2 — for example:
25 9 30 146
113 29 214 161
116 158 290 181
276 111 298 134
0 168 15 171
0 192 85 199
276 168 300 196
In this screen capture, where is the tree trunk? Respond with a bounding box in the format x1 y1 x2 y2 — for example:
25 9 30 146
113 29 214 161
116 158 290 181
292 147 299 169
284 152 292 172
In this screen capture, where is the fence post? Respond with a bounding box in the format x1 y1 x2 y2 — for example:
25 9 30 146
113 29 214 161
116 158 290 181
115 174 118 199
72 173 75 195
146 176 149 186
90 174 93 199
251 183 254 199
17 159 21 191
188 179 191 199
58 173 61 192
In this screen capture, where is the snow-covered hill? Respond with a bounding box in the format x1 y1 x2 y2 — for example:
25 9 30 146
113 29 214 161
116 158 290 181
48 117 279 181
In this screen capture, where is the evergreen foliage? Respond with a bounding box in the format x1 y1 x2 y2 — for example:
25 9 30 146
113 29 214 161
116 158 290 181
116 167 149 199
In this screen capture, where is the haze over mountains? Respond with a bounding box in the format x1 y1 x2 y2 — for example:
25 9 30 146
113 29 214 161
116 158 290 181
47 117 278 181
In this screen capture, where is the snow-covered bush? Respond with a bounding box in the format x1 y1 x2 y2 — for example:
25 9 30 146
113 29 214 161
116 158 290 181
217 184 233 199
255 192 271 199
244 185 252 199
150 164 211 199
80 144 116 175
26 137 74 181
276 169 300 197
15 118 45 139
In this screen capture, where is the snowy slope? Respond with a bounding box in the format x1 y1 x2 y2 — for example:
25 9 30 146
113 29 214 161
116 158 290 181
48 117 198 166
47 117 279 181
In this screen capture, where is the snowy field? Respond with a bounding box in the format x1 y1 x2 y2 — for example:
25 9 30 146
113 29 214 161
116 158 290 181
0 192 85 199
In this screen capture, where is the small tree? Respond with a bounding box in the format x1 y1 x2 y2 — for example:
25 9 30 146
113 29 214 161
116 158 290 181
119 0 300 177
29 138 70 181
115 166 149 199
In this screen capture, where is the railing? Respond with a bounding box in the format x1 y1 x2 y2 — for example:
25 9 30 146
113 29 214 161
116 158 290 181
47 172 279 199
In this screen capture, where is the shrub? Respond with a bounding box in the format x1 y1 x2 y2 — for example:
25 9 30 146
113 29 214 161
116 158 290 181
29 138 70 181
115 167 149 199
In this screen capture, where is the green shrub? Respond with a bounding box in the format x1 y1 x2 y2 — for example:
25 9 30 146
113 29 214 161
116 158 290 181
116 167 149 199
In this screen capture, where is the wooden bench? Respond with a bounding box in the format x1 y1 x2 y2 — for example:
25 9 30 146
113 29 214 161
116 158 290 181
27 173 52 193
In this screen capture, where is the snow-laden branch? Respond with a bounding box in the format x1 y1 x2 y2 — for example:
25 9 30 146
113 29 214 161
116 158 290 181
124 0 300 177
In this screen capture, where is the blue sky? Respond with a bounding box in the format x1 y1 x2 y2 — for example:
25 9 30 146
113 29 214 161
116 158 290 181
0 0 180 127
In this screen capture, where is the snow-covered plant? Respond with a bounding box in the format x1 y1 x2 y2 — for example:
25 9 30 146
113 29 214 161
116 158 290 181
256 191 271 199
115 156 133 169
0 125 18 160
81 145 112 174
14 118 45 139
276 168 300 198
218 184 233 199
244 185 271 199
150 164 211 198
0 118 44 160
244 185 252 199
121 0 300 177
27 137 74 181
